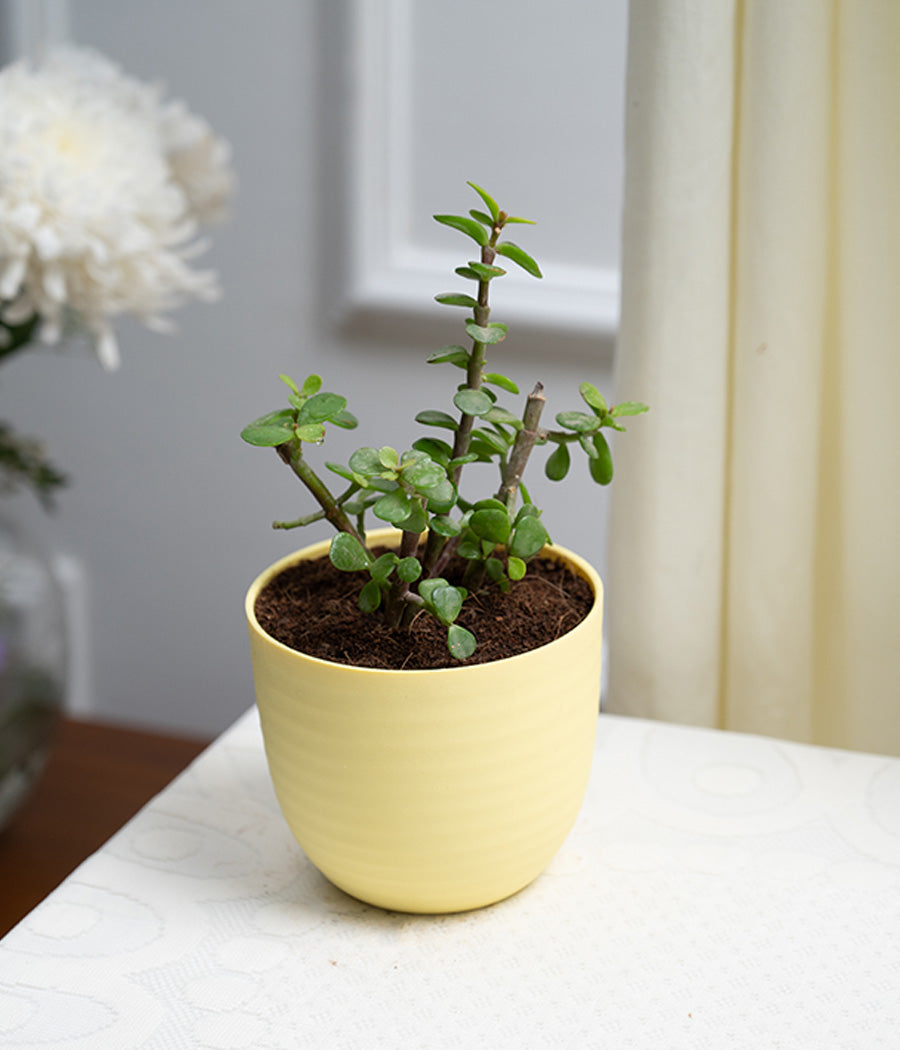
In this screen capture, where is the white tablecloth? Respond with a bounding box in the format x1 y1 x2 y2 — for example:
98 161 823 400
1 709 898 1049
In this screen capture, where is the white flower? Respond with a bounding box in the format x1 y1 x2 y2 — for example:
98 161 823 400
0 47 234 370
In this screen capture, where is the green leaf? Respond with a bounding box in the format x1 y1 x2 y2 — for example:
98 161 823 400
412 437 452 464
279 374 299 395
295 423 326 443
579 433 599 459
465 320 508 345
433 213 489 246
610 401 650 417
397 557 422 583
556 410 600 433
455 265 481 281
423 479 456 510
515 503 540 524
467 440 499 461
325 461 357 483
509 516 549 560
471 428 510 454
378 446 399 470
418 578 449 603
397 502 428 534
369 552 399 583
349 446 384 476
447 623 477 660
426 345 469 368
373 489 412 524
589 432 614 485
483 372 519 394
402 457 446 492
482 406 523 429
474 498 508 513
467 181 500 221
504 216 536 225
508 556 527 581
330 532 370 571
495 241 542 278
415 410 459 431
453 388 493 417
447 452 480 470
435 292 479 309
244 408 294 428
358 579 382 613
485 557 506 582
430 515 461 537
300 374 323 397
240 421 294 447
331 410 358 430
469 261 507 281
429 585 463 626
469 209 495 227
457 537 481 559
545 442 571 481
470 507 511 545
579 381 608 415
297 392 347 425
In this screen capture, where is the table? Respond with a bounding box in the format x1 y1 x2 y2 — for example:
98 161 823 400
1 709 898 1048
0 719 210 938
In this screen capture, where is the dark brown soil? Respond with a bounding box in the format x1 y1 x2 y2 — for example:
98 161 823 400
254 548 594 670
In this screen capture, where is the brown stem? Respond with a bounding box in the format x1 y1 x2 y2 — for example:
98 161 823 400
495 383 546 508
428 533 461 580
384 526 422 628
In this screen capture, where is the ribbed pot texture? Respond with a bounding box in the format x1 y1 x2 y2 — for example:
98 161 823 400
245 529 604 914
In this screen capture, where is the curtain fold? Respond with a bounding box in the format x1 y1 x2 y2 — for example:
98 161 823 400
607 0 900 755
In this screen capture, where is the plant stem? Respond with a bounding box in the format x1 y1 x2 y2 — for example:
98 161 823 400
276 442 367 547
428 533 461 579
424 229 503 578
449 242 497 487
496 383 546 508
384 526 422 628
273 509 326 530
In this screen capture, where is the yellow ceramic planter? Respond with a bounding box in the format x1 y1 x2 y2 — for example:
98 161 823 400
245 528 603 914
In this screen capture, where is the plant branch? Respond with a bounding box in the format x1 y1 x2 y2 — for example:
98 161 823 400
449 235 499 487
276 442 367 547
385 525 422 628
273 509 326 530
496 383 546 508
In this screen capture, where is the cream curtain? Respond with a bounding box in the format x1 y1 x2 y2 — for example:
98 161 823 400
607 0 900 755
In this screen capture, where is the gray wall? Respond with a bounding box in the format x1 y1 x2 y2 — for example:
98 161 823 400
1 0 627 737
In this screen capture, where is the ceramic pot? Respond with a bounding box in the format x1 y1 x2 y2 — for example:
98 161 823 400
245 528 603 914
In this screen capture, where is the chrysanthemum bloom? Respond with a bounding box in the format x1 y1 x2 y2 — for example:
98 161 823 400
0 47 234 370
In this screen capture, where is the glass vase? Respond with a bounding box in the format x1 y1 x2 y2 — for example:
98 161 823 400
0 512 66 830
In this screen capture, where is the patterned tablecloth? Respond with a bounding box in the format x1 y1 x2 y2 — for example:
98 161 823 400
1 708 898 1049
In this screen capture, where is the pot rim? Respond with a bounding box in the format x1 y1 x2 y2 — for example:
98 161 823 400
245 527 603 676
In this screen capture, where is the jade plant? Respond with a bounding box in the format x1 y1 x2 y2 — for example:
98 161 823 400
242 183 647 659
